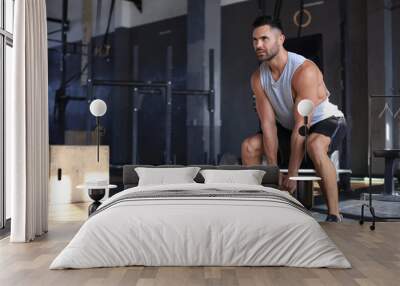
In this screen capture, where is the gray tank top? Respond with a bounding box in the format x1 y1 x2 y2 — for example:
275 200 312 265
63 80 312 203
259 52 343 130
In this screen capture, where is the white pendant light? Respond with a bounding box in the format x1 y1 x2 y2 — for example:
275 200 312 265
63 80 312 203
90 99 107 117
89 99 107 162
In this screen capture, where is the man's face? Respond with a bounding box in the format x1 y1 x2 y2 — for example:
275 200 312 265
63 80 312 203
252 25 283 62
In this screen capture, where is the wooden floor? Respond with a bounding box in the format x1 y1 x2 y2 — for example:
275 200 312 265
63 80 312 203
0 203 399 286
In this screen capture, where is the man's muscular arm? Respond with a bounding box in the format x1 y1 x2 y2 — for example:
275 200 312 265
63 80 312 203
288 62 322 178
251 70 278 166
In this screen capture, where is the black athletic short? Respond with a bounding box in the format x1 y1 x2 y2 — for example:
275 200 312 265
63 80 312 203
257 116 347 168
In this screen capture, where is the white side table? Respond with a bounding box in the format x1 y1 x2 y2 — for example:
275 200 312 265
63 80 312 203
76 184 117 215
289 176 321 210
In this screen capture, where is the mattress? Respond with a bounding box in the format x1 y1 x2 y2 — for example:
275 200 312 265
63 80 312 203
50 183 351 269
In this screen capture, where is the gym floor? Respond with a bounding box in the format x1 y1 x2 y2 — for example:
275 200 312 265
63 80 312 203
312 178 400 222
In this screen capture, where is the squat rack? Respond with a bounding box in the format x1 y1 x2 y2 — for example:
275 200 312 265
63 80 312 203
90 46 216 165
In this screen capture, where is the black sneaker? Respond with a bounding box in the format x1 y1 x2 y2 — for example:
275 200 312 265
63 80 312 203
325 214 343 222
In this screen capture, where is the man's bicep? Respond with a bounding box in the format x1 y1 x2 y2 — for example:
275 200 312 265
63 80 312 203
292 65 320 124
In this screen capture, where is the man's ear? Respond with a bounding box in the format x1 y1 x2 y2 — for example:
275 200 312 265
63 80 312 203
280 34 285 45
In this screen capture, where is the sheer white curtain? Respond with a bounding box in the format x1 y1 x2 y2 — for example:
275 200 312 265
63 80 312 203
7 0 49 242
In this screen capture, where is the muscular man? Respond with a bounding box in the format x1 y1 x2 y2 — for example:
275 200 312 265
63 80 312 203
241 16 347 222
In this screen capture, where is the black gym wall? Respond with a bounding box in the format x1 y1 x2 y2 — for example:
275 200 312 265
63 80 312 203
220 1 260 161
395 7 400 98
346 0 368 177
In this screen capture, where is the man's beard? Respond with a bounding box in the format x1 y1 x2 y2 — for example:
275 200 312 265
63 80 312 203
257 45 279 62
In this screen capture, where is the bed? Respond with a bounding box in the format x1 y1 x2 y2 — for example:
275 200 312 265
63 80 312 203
50 165 350 269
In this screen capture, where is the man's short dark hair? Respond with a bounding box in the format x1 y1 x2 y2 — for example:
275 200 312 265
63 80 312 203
252 15 284 33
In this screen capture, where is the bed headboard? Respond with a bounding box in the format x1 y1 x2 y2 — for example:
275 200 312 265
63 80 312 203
122 165 280 189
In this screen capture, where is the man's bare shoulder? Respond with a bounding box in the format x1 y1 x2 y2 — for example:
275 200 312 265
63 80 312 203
251 68 261 81
292 60 320 88
251 69 262 90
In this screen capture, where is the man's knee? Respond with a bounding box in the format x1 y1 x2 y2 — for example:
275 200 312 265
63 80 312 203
307 136 329 160
241 136 262 157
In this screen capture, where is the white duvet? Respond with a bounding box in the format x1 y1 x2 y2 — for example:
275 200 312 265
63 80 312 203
50 183 351 269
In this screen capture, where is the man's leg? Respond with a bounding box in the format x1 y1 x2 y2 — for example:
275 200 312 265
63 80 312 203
306 134 340 217
241 133 263 165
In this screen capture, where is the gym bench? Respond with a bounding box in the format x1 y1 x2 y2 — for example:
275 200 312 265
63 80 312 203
280 168 352 209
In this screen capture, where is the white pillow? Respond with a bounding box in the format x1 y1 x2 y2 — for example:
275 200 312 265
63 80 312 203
135 167 201 186
200 169 266 185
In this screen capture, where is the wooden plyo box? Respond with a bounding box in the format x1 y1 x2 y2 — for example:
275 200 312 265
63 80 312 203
49 145 109 204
